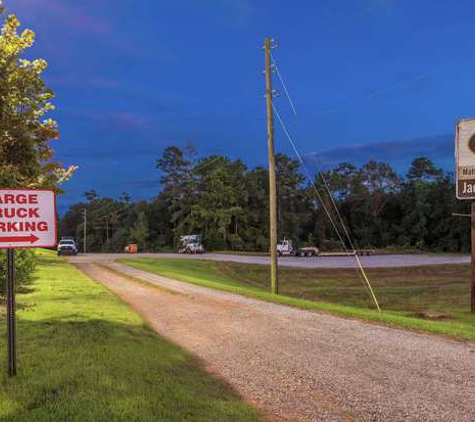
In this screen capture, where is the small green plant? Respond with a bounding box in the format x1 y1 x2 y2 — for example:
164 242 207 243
0 250 36 297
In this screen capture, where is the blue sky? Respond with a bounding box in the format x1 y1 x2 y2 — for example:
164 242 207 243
7 0 475 211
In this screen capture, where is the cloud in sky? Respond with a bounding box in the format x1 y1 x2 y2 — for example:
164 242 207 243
88 77 120 89
316 73 429 119
10 0 468 214
303 135 453 173
63 110 157 131
56 177 160 214
59 146 168 161
46 75 120 89
190 0 254 28
56 134 455 215
219 0 254 26
16 0 113 35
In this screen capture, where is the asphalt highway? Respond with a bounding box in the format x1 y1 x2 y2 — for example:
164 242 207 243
69 252 470 268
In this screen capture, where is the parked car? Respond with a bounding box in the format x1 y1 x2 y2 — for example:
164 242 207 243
57 239 78 256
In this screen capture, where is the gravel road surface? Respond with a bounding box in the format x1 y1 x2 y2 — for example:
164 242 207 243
68 252 470 268
72 257 475 422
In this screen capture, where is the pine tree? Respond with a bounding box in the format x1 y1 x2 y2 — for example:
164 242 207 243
129 212 150 252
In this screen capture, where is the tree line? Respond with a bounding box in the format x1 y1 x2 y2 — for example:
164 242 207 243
60 145 471 253
0 3 468 304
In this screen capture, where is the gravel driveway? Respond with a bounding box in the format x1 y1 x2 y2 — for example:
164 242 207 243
71 257 475 422
69 252 470 268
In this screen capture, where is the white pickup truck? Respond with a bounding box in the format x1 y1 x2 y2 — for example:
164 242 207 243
57 238 78 256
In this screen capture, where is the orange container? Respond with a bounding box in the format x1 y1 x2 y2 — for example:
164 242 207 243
125 244 138 253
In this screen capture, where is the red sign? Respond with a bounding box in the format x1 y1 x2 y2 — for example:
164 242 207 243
0 189 57 249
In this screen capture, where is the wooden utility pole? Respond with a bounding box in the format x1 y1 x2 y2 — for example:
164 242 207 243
264 37 278 294
82 208 87 254
452 208 475 312
105 218 110 242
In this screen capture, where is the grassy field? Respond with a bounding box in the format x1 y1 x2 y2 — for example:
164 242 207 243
0 250 263 422
120 257 475 342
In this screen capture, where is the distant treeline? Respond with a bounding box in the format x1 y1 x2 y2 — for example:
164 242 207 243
60 145 471 253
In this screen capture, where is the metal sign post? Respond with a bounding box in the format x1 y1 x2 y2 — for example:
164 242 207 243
6 248 16 376
1 188 57 376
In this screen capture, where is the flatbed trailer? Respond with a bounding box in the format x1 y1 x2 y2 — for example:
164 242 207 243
318 251 356 257
319 249 375 257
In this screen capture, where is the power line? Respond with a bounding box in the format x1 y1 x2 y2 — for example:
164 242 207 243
316 73 428 118
194 155 223 172
272 103 349 250
270 51 298 116
272 102 381 311
88 202 135 223
318 172 357 252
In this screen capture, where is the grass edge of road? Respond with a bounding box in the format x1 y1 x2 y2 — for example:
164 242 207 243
119 258 475 343
0 250 265 422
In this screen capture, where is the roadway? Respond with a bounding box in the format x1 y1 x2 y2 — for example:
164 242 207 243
68 251 471 268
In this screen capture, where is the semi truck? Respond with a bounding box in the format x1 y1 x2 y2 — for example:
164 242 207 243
277 238 374 257
277 238 319 257
178 234 205 254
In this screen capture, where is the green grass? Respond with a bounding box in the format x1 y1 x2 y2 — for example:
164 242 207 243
120 257 475 342
0 250 263 422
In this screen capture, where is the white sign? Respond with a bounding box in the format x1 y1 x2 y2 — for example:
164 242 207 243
0 189 57 249
455 118 475 199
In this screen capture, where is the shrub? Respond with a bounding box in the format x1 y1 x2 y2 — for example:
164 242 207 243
228 234 245 251
0 249 37 297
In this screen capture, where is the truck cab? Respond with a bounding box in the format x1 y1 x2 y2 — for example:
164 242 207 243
277 238 295 256
178 234 204 254
277 238 320 257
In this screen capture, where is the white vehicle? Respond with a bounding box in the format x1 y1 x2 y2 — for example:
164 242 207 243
277 238 319 257
57 239 78 256
178 234 204 254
